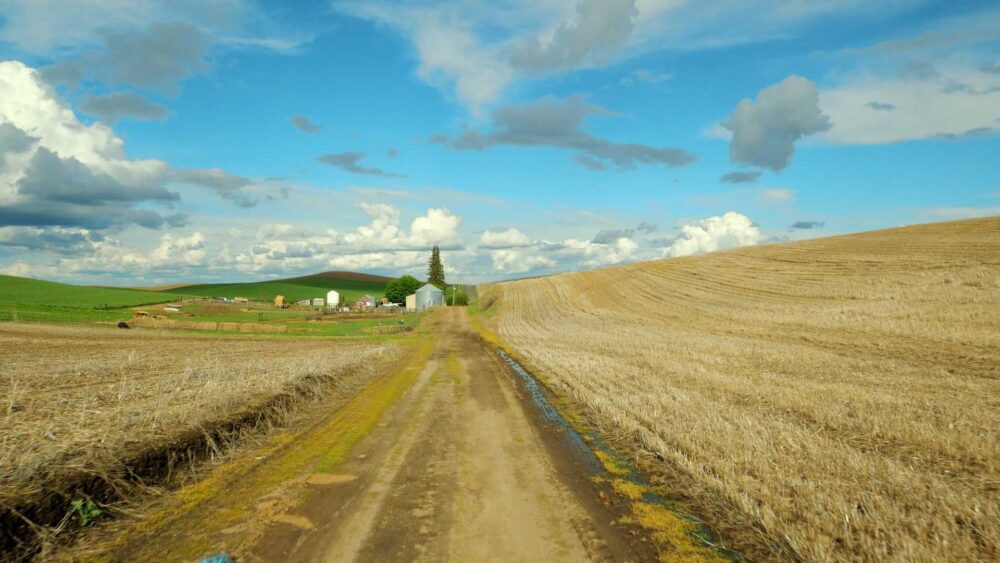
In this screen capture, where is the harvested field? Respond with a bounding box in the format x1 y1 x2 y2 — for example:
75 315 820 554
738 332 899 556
0 323 394 552
493 217 1000 561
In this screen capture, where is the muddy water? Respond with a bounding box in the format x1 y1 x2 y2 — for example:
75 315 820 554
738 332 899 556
498 348 740 561
498 349 601 471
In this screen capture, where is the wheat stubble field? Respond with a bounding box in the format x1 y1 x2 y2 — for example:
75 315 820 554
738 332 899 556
495 217 1000 561
0 324 393 533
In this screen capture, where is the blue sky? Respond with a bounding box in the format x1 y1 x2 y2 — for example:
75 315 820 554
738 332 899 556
0 0 997 284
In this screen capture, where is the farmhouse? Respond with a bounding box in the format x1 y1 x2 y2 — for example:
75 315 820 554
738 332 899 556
414 284 444 312
311 297 324 307
355 294 376 311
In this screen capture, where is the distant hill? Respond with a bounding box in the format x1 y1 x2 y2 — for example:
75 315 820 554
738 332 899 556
281 271 394 284
163 271 393 304
0 275 177 322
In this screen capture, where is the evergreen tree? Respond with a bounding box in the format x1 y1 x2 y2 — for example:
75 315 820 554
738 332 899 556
427 245 446 289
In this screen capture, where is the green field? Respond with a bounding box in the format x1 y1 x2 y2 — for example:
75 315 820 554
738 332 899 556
0 275 176 322
0 272 398 326
164 277 388 304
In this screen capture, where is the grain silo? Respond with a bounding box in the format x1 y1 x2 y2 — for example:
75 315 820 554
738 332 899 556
414 284 444 312
326 290 340 310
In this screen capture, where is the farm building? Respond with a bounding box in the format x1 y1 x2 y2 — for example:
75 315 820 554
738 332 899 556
405 294 416 312
296 299 310 306
414 284 444 312
274 295 285 307
355 294 376 310
326 290 340 309
311 297 324 307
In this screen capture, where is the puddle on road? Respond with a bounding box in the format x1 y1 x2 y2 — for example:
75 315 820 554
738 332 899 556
497 349 740 561
498 349 601 472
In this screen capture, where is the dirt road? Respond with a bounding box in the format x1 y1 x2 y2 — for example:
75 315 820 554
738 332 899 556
82 307 655 562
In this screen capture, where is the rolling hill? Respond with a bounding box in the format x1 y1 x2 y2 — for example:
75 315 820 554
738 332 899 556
490 217 1000 561
0 275 178 322
162 271 391 304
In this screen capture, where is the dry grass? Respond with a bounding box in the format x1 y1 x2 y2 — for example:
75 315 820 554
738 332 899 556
0 323 393 515
494 217 1000 561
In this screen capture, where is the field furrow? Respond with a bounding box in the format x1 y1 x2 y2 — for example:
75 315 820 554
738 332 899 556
493 217 1000 562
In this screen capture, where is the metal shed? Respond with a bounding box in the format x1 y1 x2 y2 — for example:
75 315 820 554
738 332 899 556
414 284 444 312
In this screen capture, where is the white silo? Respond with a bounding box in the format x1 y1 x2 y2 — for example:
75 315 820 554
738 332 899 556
326 290 340 310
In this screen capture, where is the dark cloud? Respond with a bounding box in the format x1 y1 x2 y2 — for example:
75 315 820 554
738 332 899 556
724 75 831 172
0 123 36 167
39 60 88 86
0 227 104 255
592 228 633 244
18 148 176 204
866 101 895 111
574 154 606 171
433 95 696 171
103 22 209 94
318 152 406 178
291 115 321 133
790 220 825 229
0 147 180 230
79 92 168 124
592 222 656 244
509 0 637 73
934 127 995 141
0 201 185 230
635 222 657 234
941 81 1000 96
720 170 761 184
172 167 257 207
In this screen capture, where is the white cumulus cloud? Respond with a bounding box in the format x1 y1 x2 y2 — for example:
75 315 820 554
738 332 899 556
490 249 555 274
479 227 533 249
342 203 461 251
663 212 761 258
